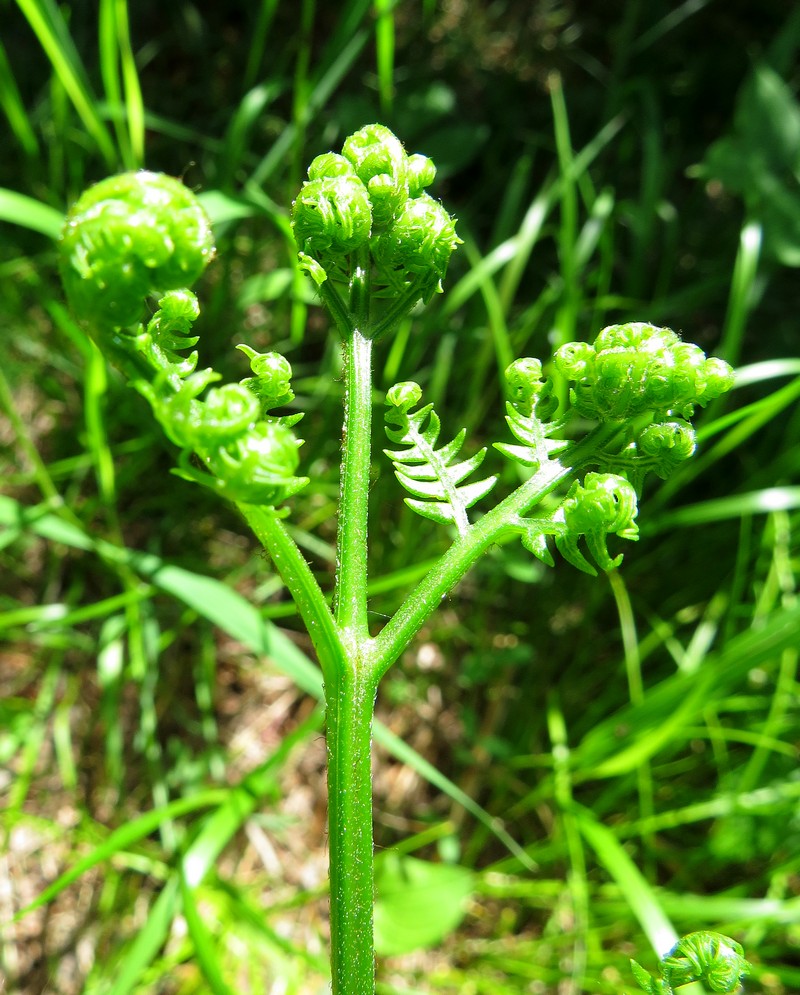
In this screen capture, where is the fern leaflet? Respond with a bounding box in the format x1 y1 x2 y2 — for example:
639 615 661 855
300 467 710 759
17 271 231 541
384 382 496 535
493 358 570 470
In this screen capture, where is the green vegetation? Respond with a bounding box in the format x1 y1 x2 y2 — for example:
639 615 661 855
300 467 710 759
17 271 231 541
2 3 799 994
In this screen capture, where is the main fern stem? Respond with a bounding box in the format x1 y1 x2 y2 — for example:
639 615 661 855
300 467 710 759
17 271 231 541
326 664 380 995
329 258 379 992
333 325 373 638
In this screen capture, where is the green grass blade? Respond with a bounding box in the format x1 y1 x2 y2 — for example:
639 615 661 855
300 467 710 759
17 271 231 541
550 71 580 349
242 0 280 92
249 23 370 186
575 602 800 777
374 0 396 115
631 0 715 55
652 486 800 530
0 188 64 238
462 238 514 382
105 878 180 995
14 791 228 918
139 560 325 696
498 113 626 314
99 0 131 166
373 721 536 872
115 0 144 164
617 778 800 839
0 34 39 157
217 82 278 189
98 0 145 168
181 710 323 887
719 220 762 367
16 0 117 166
575 805 678 957
180 874 238 995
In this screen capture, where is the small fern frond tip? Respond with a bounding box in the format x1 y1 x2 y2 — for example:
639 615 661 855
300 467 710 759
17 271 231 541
384 382 496 535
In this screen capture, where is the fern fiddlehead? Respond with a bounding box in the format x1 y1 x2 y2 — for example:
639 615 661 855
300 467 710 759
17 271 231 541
59 171 306 508
631 931 751 994
60 170 215 330
480 323 736 574
291 123 462 337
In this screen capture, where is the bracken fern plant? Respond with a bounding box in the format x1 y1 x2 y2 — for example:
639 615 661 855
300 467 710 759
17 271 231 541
58 123 738 995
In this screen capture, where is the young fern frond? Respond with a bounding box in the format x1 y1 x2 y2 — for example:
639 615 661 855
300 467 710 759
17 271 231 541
494 358 570 470
58 172 307 510
384 381 496 535
631 931 751 995
511 472 640 576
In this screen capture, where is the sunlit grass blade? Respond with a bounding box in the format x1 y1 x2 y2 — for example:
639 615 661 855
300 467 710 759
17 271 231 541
180 873 238 995
374 0 396 116
16 0 117 166
652 486 800 530
99 0 145 168
575 805 678 957
719 220 762 367
98 614 126 783
461 237 514 382
217 82 279 189
0 188 63 237
105 878 180 995
549 71 580 349
0 587 151 632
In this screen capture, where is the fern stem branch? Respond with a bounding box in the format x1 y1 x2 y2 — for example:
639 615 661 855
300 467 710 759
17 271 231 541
372 459 567 678
370 279 427 340
236 503 344 685
372 424 620 679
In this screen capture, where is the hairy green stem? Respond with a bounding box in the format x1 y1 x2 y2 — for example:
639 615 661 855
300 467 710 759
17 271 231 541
333 326 374 640
371 459 568 679
326 664 380 995
236 503 343 684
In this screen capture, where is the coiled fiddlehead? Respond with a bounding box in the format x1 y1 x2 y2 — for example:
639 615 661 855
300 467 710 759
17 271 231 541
236 346 300 423
631 931 751 994
556 472 639 574
291 123 462 327
553 322 735 421
60 171 215 330
493 324 734 574
59 171 307 508
514 472 640 576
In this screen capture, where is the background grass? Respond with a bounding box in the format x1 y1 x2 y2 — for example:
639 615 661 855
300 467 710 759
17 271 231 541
1 1 799 993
